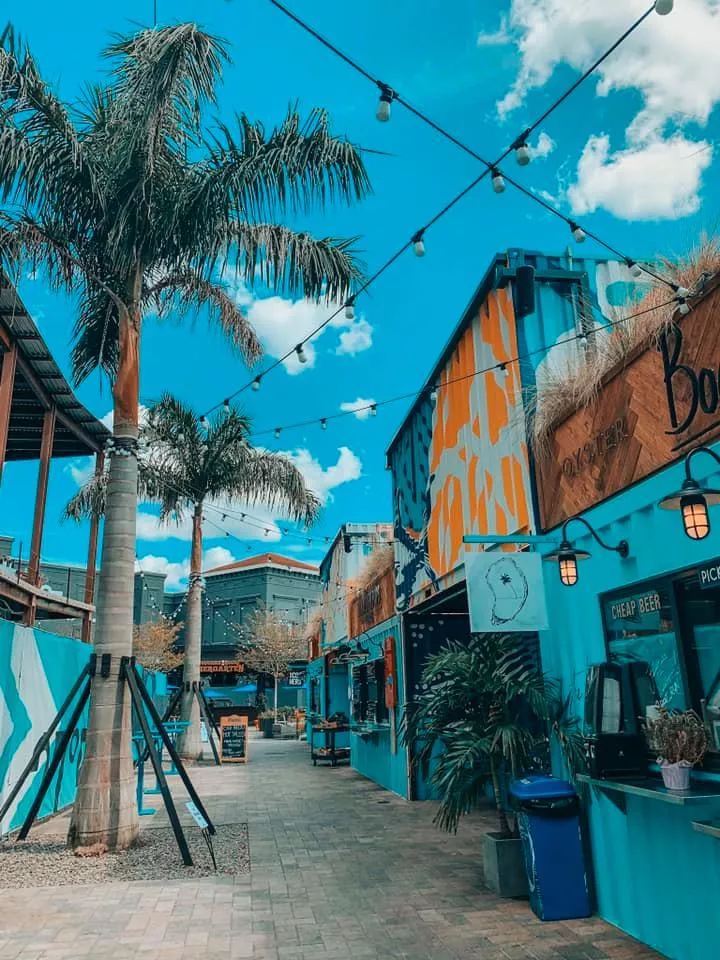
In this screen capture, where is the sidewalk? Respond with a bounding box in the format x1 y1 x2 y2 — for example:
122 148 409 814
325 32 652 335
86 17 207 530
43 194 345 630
0 735 661 960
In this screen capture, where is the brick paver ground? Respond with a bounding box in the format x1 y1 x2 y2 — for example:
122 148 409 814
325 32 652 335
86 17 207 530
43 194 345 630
0 734 661 960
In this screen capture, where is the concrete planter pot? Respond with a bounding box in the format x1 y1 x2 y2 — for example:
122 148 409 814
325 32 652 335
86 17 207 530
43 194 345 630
482 832 528 899
261 718 275 739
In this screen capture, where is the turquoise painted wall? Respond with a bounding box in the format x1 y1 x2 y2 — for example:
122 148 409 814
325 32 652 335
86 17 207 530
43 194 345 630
0 621 168 836
0 621 92 835
349 617 409 799
539 442 720 960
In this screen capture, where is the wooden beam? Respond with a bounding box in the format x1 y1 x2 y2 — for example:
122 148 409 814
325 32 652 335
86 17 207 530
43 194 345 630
81 450 104 643
27 405 56 588
0 344 17 482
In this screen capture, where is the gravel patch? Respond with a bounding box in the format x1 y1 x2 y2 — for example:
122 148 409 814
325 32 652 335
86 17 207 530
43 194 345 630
0 822 249 888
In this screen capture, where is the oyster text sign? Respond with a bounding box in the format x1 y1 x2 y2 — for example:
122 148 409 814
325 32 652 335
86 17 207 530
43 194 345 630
466 552 548 633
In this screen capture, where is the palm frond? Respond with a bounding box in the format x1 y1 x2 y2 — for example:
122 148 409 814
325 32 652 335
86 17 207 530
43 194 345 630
144 270 262 364
228 222 363 304
198 107 370 222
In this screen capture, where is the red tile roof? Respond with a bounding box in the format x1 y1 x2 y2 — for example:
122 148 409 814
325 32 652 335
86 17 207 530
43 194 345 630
205 552 319 575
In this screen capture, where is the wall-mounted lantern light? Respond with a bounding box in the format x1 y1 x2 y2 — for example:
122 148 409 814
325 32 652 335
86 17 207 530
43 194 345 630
658 444 720 540
544 516 629 587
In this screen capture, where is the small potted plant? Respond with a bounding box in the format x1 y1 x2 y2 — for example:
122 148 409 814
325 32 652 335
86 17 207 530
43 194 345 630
644 705 707 791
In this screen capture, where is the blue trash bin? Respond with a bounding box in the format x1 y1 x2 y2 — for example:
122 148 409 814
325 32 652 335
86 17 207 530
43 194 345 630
510 774 591 922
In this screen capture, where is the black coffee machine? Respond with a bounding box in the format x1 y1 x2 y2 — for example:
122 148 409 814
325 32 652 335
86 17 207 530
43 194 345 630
584 661 652 779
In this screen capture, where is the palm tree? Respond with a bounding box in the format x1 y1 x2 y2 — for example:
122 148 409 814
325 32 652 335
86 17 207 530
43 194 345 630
404 634 585 834
0 23 368 849
67 394 320 760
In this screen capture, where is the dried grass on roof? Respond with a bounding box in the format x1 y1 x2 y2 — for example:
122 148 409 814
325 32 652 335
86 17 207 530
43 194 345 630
528 234 720 457
353 543 394 592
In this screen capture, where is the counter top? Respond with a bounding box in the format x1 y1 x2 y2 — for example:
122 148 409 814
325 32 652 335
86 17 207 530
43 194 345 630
578 774 720 805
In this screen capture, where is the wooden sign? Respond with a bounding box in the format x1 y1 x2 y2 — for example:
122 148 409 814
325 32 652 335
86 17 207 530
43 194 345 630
200 661 245 674
348 566 396 639
219 714 248 763
536 283 720 530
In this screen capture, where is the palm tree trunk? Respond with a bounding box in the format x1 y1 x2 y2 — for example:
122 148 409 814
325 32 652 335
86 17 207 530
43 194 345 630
178 502 203 761
68 294 140 851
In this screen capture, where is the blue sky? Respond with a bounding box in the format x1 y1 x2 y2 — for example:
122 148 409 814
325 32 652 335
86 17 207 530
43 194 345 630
2 0 718 588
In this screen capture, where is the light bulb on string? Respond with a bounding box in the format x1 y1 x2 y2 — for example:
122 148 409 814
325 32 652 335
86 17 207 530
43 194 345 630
274 428 281 440
677 299 691 316
320 418 328 431
412 231 425 258
344 298 356 320
675 286 690 298
654 0 673 14
295 343 307 364
569 221 586 243
223 399 230 412
627 260 644 279
376 84 393 122
515 142 531 166
370 403 378 416
491 168 505 194
579 335 588 349
252 375 262 392
498 363 510 378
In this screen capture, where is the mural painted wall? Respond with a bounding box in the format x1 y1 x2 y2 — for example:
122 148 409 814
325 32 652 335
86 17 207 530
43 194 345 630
0 621 91 835
0 621 168 836
390 252 644 611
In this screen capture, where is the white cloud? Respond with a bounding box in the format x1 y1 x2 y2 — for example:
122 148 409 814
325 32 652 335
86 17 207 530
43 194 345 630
282 446 362 504
136 546 239 590
477 15 510 46
228 280 373 374
495 0 720 220
136 554 189 590
340 397 376 421
568 133 713 220
334 317 373 356
529 131 555 160
67 457 94 487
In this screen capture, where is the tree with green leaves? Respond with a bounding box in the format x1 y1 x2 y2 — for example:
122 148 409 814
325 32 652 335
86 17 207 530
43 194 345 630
404 633 585 835
0 22 368 849
68 394 319 760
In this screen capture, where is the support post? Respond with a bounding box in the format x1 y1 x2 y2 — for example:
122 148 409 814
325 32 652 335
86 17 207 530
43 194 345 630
130 662 216 835
17 676 92 840
0 661 92 826
28 405 56 586
195 686 220 765
124 661 193 866
81 450 103 644
0 343 17 483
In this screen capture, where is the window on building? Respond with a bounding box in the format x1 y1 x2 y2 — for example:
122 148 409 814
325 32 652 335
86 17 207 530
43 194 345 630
351 659 389 724
603 570 720 758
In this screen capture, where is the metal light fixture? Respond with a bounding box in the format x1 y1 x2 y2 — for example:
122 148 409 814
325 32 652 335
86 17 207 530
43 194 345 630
658 445 720 540
544 516 629 587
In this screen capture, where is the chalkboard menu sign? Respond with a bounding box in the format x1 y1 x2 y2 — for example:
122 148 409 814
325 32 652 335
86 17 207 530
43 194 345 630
220 715 248 763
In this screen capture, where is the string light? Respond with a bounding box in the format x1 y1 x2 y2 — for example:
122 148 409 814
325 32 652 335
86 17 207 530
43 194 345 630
295 343 307 364
320 418 328 430
677 299 691 316
376 83 393 122
514 140 531 166
579 335 589 349
491 169 506 194
200 416 209 430
675 286 690 298
370 403 378 416
274 427 281 439
412 231 425 258
626 259 644 279
498 363 510 378
344 298 356 320
569 221 586 243
200 6 664 418
223 399 231 411
654 0 673 13
252 375 262 392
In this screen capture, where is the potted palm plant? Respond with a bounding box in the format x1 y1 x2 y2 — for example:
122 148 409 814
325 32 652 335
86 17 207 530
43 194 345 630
404 633 585 899
644 705 707 791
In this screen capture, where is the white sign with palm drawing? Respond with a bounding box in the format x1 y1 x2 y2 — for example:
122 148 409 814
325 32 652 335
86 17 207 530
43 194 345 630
466 552 549 633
